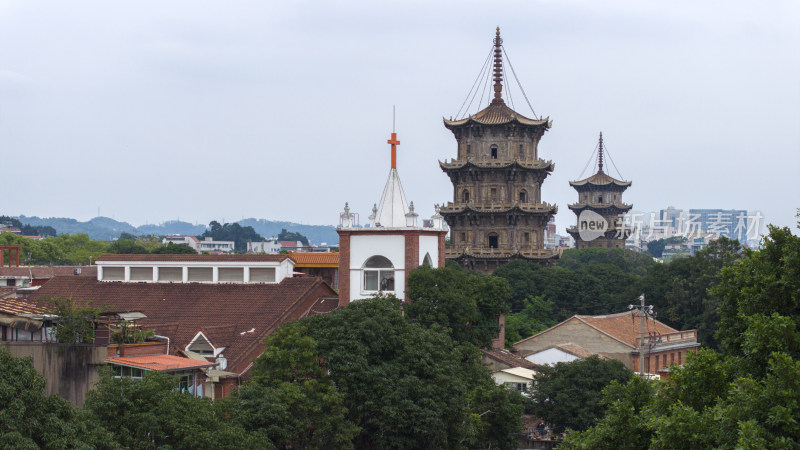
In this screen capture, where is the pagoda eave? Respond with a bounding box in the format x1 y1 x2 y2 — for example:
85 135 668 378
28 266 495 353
440 203 558 217
446 248 561 262
439 159 555 173
567 203 632 213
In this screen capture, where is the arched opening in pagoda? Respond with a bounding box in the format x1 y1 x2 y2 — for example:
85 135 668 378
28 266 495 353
462 190 470 203
490 146 498 159
519 189 527 203
488 233 499 249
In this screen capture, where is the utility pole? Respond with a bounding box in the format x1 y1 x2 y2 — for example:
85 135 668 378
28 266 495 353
629 294 654 378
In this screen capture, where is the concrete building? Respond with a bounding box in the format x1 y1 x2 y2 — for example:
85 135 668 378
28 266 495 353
247 238 281 254
162 235 235 253
337 130 448 304
513 310 700 377
95 254 294 284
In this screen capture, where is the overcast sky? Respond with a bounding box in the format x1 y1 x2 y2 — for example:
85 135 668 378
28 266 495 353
1 0 798 236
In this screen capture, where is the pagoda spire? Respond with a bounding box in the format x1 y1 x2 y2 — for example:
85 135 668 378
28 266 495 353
492 27 504 104
597 131 604 173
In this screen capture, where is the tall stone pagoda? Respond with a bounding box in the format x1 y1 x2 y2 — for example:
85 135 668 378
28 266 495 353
567 132 632 249
439 28 559 273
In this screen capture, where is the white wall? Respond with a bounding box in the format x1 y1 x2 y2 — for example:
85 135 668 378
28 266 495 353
419 235 440 267
349 234 406 301
525 348 581 366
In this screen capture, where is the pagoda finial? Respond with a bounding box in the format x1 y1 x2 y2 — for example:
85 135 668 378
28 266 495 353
597 131 604 173
492 27 504 103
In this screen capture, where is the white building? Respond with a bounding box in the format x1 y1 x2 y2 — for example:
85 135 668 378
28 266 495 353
95 254 294 284
491 367 536 392
162 235 235 253
337 131 448 304
247 238 281 254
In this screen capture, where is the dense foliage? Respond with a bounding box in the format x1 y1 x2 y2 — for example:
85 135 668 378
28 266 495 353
561 225 800 448
199 221 265 252
494 242 743 349
529 357 633 434
406 265 511 348
276 228 310 246
0 215 57 237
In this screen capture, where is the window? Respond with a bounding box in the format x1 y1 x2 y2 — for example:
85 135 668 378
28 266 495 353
504 382 527 392
488 233 499 249
678 352 682 365
598 196 603 203
524 232 530 243
466 144 471 155
491 146 498 159
519 190 527 203
518 144 524 158
462 190 470 203
363 256 394 291
422 253 433 267
461 232 466 242
490 188 497 201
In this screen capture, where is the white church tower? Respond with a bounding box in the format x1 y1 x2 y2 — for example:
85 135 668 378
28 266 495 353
337 130 448 304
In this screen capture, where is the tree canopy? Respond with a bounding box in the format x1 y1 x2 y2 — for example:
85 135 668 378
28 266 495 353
561 225 800 448
199 221 265 252
276 228 310 246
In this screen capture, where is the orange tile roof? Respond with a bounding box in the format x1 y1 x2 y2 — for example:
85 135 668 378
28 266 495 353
105 354 215 372
576 311 678 348
0 296 52 316
96 254 288 262
289 252 339 267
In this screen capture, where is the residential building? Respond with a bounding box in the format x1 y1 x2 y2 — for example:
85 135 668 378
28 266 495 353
523 343 601 366
289 252 339 289
0 266 97 288
247 238 281 254
29 271 339 398
567 133 633 249
337 130 448 304
513 310 700 377
492 367 536 392
162 235 235 253
94 254 294 284
439 28 559 273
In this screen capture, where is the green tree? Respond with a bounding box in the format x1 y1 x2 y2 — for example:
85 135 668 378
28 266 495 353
0 347 113 449
199 221 265 252
149 242 197 254
529 356 633 433
47 296 104 344
406 265 511 348
84 368 267 449
504 295 556 347
228 321 359 449
277 228 310 246
303 296 523 449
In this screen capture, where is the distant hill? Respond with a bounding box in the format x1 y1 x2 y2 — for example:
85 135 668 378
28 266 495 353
13 215 339 245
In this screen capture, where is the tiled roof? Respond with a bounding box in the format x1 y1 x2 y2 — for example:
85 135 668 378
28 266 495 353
279 241 300 248
569 170 631 188
29 276 337 374
105 354 215 372
514 310 682 349
0 296 52 316
95 254 288 262
444 100 550 128
576 311 678 348
289 252 339 267
482 348 538 370
0 266 97 278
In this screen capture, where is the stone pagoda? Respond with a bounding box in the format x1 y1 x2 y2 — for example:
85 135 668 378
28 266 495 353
439 28 559 273
567 132 632 249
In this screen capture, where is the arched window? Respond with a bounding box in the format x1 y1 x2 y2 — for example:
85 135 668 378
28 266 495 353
363 255 394 291
519 189 527 203
462 189 470 203
422 253 433 267
491 146 498 159
488 233 499 249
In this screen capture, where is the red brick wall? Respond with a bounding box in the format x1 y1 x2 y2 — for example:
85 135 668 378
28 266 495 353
438 233 446 267
404 234 420 299
109 341 168 357
338 232 351 306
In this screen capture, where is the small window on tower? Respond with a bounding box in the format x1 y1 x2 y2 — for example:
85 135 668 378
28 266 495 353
467 144 471 155
518 144 524 158
462 190 470 203
524 232 530 243
461 232 466 242
488 233 499 249
491 147 498 159
490 188 497 201
519 190 527 203
598 196 604 203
